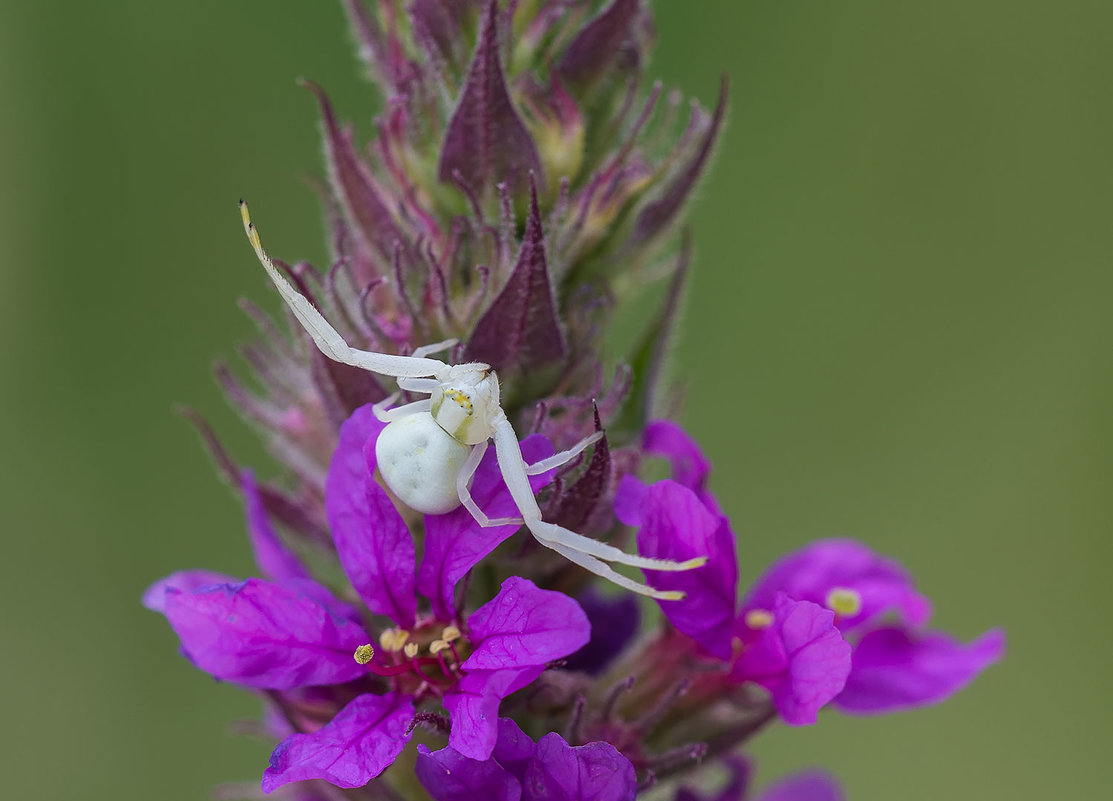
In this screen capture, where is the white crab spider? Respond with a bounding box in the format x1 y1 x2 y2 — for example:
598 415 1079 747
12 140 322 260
240 201 705 600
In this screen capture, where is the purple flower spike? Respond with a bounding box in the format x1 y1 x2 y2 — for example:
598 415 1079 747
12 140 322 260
836 626 1005 714
744 539 930 632
464 577 591 671
465 178 566 372
261 693 414 792
734 594 851 725
754 772 844 801
164 578 371 689
439 0 542 196
638 480 738 660
419 435 556 620
326 404 417 628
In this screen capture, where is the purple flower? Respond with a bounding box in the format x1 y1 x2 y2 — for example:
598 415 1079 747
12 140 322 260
147 404 590 792
620 419 1002 724
741 540 1005 716
416 718 637 801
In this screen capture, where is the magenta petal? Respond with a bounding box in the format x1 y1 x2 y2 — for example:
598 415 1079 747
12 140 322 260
735 595 851 726
613 474 648 527
754 772 844 801
326 404 417 628
492 718 537 781
524 733 637 801
744 539 931 632
419 436 555 620
836 626 1005 715
241 469 310 583
638 480 738 660
416 743 522 801
163 578 370 689
445 667 544 760
142 570 236 613
261 693 413 792
643 420 711 496
463 577 590 671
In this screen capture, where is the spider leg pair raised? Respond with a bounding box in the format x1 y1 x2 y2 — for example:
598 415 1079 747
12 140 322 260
240 201 705 600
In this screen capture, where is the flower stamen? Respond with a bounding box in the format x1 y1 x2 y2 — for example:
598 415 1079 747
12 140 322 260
744 609 774 629
825 587 862 617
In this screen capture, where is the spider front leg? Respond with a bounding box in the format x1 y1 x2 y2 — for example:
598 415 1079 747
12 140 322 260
490 417 706 600
239 201 451 380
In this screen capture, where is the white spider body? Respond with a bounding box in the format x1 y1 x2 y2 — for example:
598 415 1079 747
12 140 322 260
375 413 471 515
240 201 705 600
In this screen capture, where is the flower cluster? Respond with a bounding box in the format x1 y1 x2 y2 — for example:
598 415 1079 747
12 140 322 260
148 2 1003 800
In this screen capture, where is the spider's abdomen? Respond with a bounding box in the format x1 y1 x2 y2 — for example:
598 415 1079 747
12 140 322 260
375 413 469 514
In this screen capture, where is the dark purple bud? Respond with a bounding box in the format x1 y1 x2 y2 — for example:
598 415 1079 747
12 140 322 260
563 587 640 675
410 0 480 72
302 80 407 263
546 406 612 531
631 77 728 248
465 178 566 371
556 0 641 92
438 0 542 197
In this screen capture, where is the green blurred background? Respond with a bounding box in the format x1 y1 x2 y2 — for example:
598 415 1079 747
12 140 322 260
2 1 1109 799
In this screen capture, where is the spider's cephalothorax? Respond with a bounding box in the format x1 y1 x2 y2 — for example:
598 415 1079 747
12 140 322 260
430 371 500 446
240 201 706 600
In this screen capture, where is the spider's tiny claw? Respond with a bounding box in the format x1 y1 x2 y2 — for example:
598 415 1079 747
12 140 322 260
678 557 708 570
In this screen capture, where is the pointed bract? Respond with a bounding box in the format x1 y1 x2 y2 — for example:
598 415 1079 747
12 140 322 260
304 80 407 264
438 1 542 197
465 180 566 370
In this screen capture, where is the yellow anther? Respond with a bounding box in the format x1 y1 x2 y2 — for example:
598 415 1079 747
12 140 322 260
679 557 708 570
403 642 419 659
354 644 375 664
660 590 686 601
430 640 450 655
826 587 862 617
744 609 774 629
379 628 410 653
440 626 461 643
